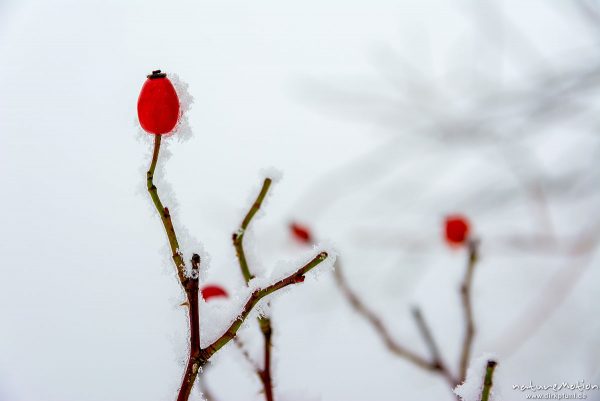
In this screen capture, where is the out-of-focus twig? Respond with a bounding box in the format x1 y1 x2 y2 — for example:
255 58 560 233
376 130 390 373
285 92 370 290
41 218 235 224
233 337 260 371
459 239 480 382
197 369 217 401
411 307 456 385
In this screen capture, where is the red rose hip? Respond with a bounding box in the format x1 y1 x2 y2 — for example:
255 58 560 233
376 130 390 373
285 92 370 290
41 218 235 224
290 222 313 244
444 215 470 246
201 285 228 301
137 70 180 135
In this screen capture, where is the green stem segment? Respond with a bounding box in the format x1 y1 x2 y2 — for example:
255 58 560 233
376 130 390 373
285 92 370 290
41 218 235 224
147 134 187 284
233 178 272 282
480 360 497 401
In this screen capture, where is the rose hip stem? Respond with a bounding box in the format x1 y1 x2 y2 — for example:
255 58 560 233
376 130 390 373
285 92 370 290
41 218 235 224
146 133 201 401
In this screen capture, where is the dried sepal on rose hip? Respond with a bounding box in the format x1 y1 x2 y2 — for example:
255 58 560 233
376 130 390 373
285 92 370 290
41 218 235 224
444 215 470 246
290 222 313 245
137 70 180 135
201 285 229 301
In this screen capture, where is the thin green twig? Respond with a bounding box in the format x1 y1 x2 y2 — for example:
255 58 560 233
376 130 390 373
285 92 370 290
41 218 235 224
480 360 497 401
232 177 272 282
146 134 187 283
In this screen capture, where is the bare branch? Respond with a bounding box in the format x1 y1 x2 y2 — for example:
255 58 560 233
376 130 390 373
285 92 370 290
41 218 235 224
459 240 480 382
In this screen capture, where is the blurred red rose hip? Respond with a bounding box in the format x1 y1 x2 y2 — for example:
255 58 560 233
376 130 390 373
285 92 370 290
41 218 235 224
137 70 180 135
201 285 228 301
444 215 470 246
290 222 312 244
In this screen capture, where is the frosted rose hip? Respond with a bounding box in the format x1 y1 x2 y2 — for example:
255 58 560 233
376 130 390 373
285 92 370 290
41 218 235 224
137 70 180 135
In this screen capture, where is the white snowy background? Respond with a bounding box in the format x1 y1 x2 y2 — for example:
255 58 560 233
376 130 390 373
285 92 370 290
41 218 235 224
1 1 599 400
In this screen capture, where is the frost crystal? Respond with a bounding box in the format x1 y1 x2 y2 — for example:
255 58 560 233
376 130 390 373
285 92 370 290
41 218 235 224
168 73 194 143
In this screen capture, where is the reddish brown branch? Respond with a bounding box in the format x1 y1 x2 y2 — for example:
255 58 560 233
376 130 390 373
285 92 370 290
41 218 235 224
258 317 274 401
176 254 202 401
200 252 328 363
458 240 480 382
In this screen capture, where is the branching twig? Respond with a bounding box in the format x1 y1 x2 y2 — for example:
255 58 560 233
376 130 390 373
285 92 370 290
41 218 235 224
333 246 482 389
232 178 275 401
459 240 480 382
480 360 497 401
147 136 329 401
